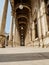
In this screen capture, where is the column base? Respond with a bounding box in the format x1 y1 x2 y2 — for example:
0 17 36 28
25 41 34 47
8 40 13 47
13 42 17 47
0 35 6 48
39 39 43 48
8 41 20 47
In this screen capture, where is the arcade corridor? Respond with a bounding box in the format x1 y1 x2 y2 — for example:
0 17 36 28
0 0 49 47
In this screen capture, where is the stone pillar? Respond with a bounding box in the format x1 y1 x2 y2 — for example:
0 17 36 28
37 9 42 47
39 0 48 47
37 10 42 38
11 12 20 47
13 17 16 47
30 14 32 41
25 18 31 46
9 16 13 47
25 18 35 46
13 17 20 47
40 0 48 37
32 21 35 46
15 26 20 46
28 27 31 44
29 13 33 46
28 22 31 44
0 0 8 34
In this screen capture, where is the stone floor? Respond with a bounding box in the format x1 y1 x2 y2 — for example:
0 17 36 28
0 47 49 65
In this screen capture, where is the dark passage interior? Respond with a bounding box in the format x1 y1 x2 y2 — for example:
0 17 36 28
14 0 31 46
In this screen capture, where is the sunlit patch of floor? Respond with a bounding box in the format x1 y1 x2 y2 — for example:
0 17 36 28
0 60 49 65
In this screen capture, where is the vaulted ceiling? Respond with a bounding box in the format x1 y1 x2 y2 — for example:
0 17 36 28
10 0 32 45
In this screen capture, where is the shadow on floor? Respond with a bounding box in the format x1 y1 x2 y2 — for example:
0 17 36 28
0 52 49 62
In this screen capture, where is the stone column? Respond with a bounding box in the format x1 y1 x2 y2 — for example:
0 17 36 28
9 16 13 47
37 9 42 47
39 0 48 47
29 13 33 46
28 27 31 44
40 0 48 37
13 15 20 47
13 17 16 47
9 16 13 41
32 21 35 46
28 22 31 44
25 18 31 46
30 14 32 41
0 0 8 34
15 25 20 46
32 21 35 40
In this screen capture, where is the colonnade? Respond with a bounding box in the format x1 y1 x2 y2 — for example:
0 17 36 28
0 0 49 47
0 0 20 47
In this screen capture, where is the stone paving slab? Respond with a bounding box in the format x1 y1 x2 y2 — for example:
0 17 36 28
0 52 49 62
0 60 49 65
0 47 49 65
0 47 49 54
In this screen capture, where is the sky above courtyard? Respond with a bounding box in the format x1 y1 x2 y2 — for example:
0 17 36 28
0 0 11 33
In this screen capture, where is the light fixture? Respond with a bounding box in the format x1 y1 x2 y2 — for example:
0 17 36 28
22 42 23 45
21 34 23 35
19 4 23 9
21 27 23 30
19 0 23 9
21 37 23 39
22 39 23 40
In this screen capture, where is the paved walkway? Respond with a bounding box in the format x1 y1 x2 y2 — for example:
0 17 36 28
0 47 49 65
